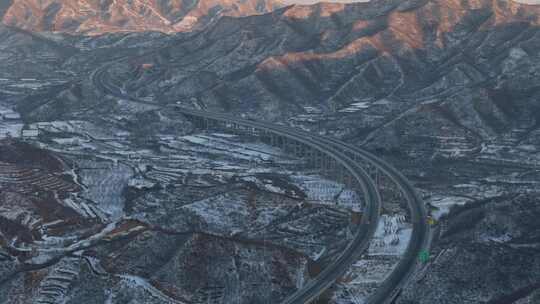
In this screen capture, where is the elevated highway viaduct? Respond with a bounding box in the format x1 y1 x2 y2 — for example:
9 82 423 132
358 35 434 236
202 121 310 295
93 64 429 304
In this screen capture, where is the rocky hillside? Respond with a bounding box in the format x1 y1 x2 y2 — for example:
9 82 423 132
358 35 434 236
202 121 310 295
0 23 77 78
7 0 540 169
1 0 540 303
1 0 286 34
398 194 540 304
93 0 540 162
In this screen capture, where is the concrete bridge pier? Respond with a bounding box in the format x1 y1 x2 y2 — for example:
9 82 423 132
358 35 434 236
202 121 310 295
303 148 319 169
203 118 211 131
269 133 278 147
337 167 347 186
319 154 329 173
278 136 287 151
305 148 314 165
291 141 305 158
260 131 273 146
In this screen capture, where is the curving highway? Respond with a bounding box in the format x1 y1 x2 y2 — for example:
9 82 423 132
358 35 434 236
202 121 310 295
175 107 430 304
92 64 429 304
316 136 430 304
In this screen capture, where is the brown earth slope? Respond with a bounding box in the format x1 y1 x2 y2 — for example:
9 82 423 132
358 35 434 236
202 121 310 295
2 0 286 34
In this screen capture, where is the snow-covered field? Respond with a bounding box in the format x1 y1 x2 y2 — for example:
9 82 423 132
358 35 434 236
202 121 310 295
331 209 414 304
0 106 23 139
6 117 370 302
338 102 371 113
427 195 472 220
292 175 363 212
76 159 134 220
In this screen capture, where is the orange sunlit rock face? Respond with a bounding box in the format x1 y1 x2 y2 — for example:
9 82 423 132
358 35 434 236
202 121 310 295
142 63 154 70
283 3 346 20
2 0 287 34
3 0 539 37
264 0 540 66
387 9 425 49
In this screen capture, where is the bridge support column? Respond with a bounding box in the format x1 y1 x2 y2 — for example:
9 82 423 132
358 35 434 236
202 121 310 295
338 167 345 185
269 134 275 146
293 141 301 157
279 137 287 151
322 155 330 174
306 148 317 167
297 144 306 158
344 173 353 188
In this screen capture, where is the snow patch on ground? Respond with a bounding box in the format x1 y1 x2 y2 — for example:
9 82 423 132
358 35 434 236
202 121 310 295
428 195 472 220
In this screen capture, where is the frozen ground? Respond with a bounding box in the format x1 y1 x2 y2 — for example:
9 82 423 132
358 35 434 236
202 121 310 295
0 115 367 303
0 105 23 139
330 192 415 304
